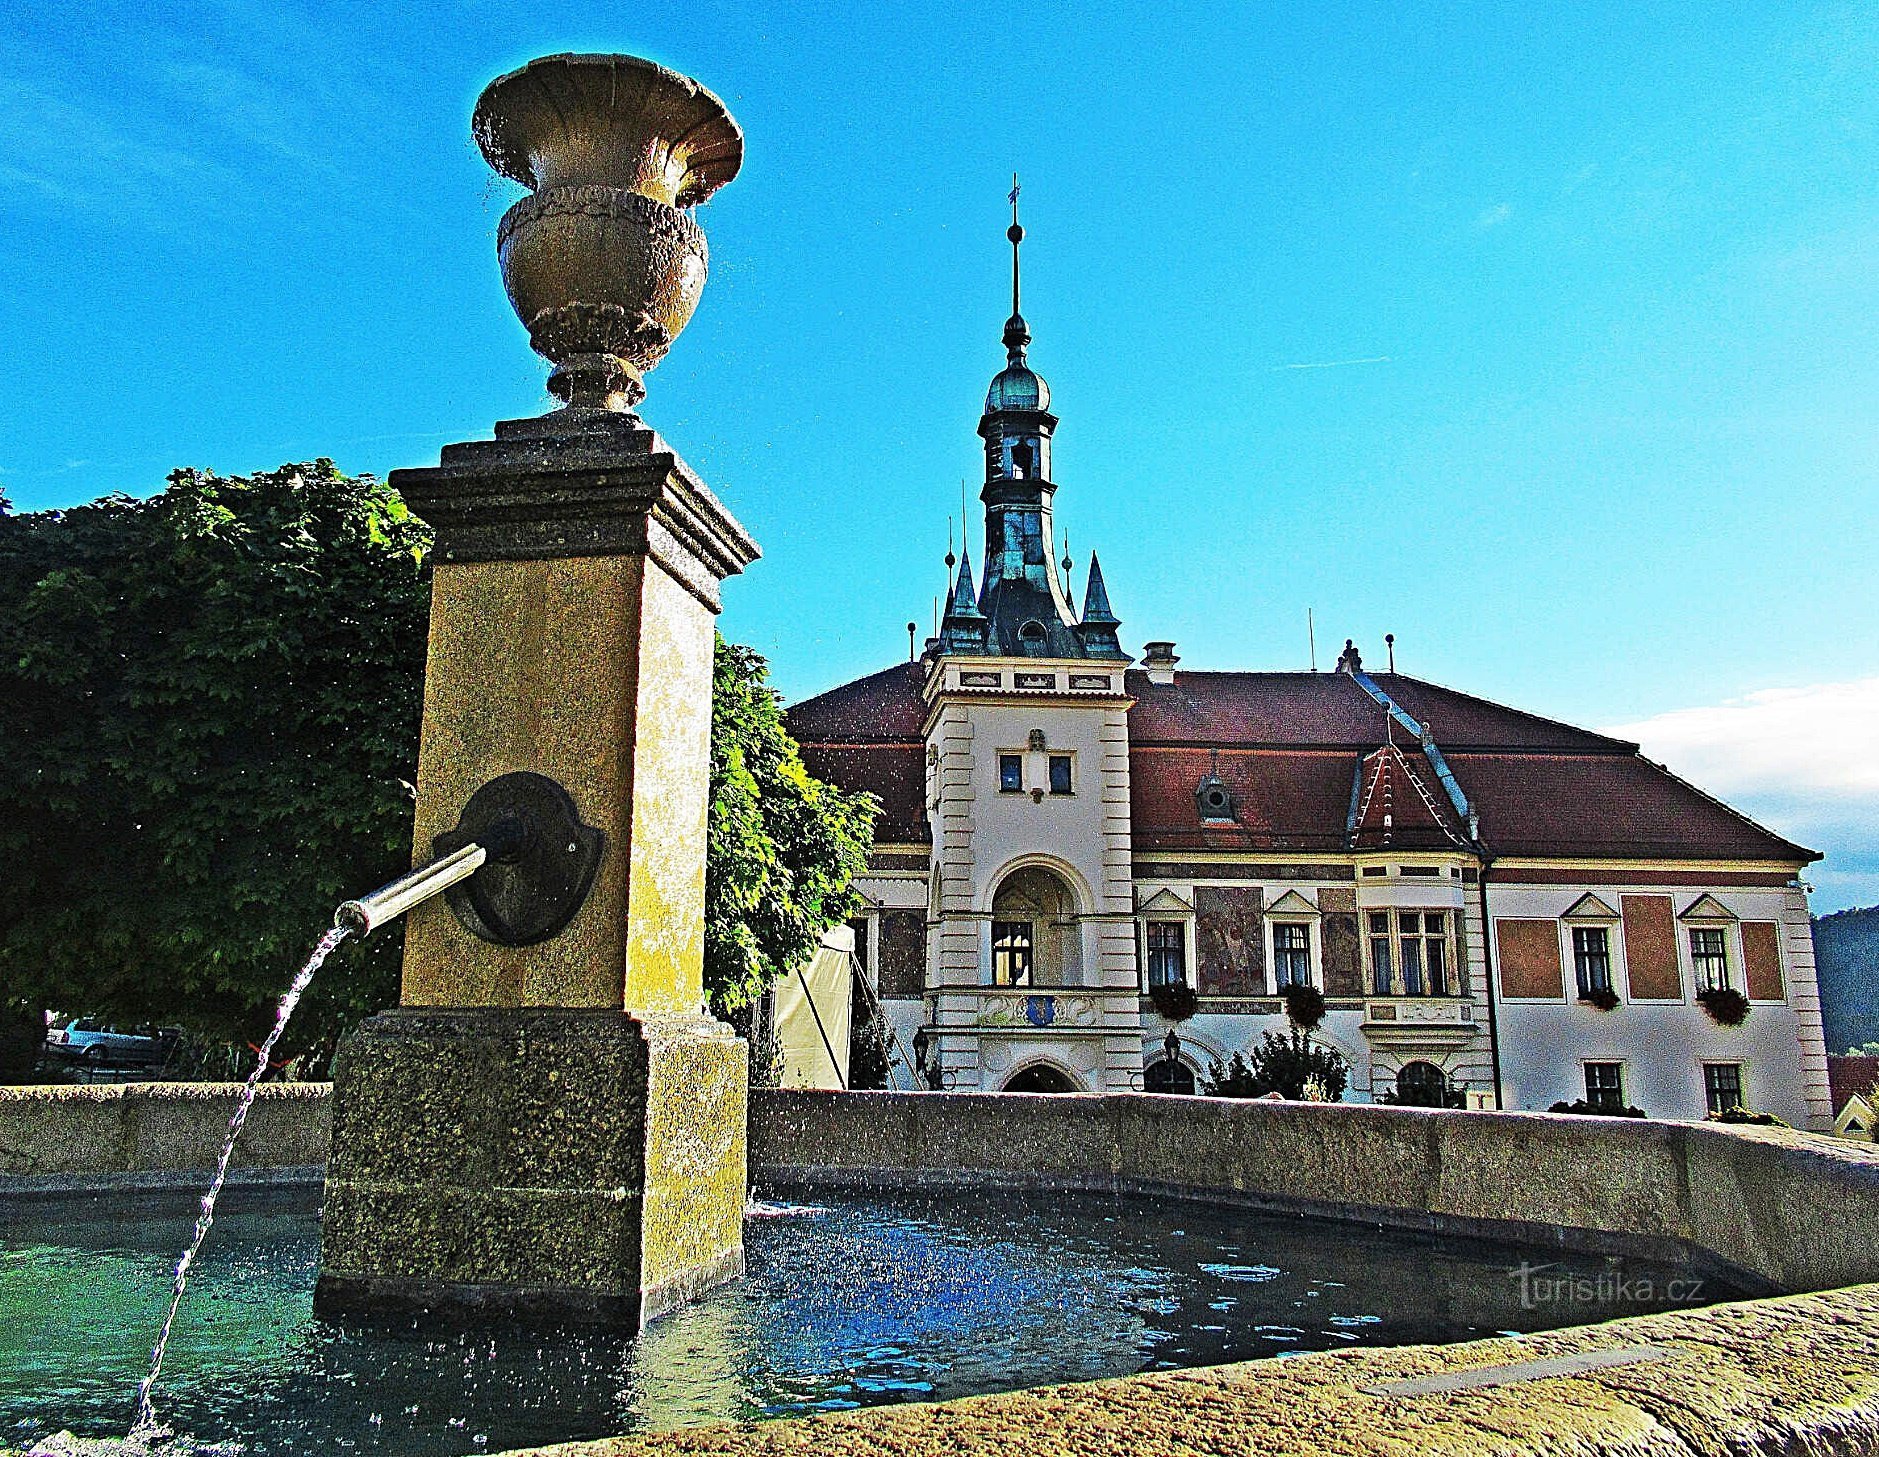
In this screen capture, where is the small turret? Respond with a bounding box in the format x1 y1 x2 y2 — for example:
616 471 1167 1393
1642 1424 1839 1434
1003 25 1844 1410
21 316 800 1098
1073 553 1123 657
939 549 988 653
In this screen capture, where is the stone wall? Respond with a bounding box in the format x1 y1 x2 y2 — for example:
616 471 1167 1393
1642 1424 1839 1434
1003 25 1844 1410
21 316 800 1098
748 1089 1879 1296
5 1082 1878 1300
0 1082 329 1193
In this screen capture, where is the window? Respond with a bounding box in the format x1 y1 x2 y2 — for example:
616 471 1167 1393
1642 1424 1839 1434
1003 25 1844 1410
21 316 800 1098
1145 921 1186 988
1369 912 1393 995
1399 913 1425 994
1703 1063 1743 1116
1396 1061 1450 1108
999 754 1024 793
1048 754 1073 795
1145 1058 1195 1095
1273 923 1312 989
1689 927 1732 991
1584 1062 1625 1113
992 921 1033 986
1573 926 1613 996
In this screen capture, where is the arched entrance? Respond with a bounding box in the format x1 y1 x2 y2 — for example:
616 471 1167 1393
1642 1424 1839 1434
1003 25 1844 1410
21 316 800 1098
1003 1063 1080 1094
1395 1060 1451 1108
1144 1058 1196 1095
990 865 1081 987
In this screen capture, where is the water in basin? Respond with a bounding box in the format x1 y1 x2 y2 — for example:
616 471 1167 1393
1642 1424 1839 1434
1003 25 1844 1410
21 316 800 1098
2 1184 1733 1455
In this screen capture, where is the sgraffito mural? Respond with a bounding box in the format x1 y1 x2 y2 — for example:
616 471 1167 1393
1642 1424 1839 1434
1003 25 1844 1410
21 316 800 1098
1196 886 1265 996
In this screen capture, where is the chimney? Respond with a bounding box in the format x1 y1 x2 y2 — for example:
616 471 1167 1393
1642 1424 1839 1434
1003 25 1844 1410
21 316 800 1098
1142 640 1179 686
1335 639 1363 675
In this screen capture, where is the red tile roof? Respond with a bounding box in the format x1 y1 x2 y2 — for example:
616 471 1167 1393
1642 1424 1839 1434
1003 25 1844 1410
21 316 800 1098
786 663 1816 865
1830 1057 1879 1115
1126 670 1632 751
1447 752 1812 862
1131 748 1355 852
785 662 927 744
797 742 930 844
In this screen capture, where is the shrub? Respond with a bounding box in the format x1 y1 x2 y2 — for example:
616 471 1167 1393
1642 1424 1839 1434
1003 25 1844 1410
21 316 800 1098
1548 1098 1646 1118
1695 987 1751 1026
1202 1030 1347 1102
1280 983 1326 1029
1578 987 1620 1011
1708 1105 1789 1128
1148 982 1197 1022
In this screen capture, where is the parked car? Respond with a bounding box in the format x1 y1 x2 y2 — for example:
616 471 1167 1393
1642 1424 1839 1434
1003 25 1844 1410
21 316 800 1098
46 1019 181 1067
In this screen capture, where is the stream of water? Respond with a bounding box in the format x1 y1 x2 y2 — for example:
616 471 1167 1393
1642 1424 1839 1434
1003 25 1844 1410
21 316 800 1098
128 924 352 1440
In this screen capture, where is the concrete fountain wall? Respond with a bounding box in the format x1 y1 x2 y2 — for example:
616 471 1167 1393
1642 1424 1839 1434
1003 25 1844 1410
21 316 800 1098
6 1084 1879 1454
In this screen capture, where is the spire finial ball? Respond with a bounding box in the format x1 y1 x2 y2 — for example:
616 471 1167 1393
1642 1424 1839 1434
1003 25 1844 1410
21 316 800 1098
1008 222 1024 244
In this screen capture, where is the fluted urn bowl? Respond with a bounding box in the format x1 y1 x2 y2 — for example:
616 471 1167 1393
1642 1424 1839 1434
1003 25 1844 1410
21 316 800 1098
473 53 743 410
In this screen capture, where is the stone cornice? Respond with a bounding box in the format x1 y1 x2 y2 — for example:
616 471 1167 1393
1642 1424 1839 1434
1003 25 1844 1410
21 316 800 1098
391 410 759 612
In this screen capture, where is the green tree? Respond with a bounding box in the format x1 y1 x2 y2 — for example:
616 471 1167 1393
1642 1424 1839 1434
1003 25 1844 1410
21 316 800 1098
0 464 874 1071
0 463 429 1061
1201 1031 1348 1101
705 638 877 1017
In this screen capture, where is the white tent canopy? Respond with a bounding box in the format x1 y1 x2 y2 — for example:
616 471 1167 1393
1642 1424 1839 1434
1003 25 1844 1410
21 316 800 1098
774 924 855 1090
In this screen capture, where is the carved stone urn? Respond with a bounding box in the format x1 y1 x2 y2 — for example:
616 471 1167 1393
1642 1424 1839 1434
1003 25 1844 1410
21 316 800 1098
473 53 743 411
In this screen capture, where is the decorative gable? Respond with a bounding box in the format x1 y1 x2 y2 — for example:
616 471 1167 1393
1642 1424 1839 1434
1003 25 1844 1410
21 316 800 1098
1679 894 1737 922
1138 887 1194 914
1266 889 1320 918
1561 893 1619 920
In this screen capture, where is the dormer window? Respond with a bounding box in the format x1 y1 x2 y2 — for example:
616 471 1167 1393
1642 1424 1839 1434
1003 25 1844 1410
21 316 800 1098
1018 619 1047 654
1195 773 1235 823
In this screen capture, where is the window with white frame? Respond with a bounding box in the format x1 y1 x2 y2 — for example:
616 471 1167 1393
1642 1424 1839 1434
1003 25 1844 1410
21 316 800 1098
1368 912 1393 995
1584 1061 1625 1113
1367 910 1453 995
1689 926 1732 991
1144 921 1186 988
1272 922 1312 989
1703 1062 1743 1116
991 921 1033 986
1572 926 1614 997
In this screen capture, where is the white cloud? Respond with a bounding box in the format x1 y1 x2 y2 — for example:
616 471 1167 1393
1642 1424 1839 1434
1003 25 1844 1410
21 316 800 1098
1605 677 1879 910
1476 203 1512 229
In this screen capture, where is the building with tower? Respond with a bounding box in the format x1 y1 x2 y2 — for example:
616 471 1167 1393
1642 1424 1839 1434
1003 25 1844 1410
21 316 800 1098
785 207 1832 1128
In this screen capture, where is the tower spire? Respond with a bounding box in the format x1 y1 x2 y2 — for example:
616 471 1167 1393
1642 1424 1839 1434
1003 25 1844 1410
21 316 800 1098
1004 174 1029 362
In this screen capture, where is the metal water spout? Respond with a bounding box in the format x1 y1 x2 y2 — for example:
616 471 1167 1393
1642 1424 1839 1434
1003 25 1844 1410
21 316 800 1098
337 770 604 944
337 838 501 937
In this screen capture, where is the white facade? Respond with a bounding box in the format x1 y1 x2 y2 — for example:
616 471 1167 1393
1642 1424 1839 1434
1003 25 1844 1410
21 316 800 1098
831 665 1829 1130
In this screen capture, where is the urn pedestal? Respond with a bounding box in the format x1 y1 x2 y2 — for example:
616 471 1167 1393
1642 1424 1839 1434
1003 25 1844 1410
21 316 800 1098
317 55 759 1326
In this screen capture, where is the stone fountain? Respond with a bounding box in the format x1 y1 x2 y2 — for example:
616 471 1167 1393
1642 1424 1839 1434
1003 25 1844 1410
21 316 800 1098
314 53 758 1325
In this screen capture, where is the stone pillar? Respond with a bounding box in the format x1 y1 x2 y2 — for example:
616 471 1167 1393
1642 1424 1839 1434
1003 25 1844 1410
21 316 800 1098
316 410 757 1325
317 52 758 1325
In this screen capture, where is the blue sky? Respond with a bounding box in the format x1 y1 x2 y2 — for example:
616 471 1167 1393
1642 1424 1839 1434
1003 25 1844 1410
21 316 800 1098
4 2 1875 907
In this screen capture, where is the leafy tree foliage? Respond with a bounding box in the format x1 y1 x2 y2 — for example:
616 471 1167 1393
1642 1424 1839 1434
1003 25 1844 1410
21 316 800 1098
0 463 873 1065
706 639 877 1017
0 463 429 1057
1201 1030 1348 1101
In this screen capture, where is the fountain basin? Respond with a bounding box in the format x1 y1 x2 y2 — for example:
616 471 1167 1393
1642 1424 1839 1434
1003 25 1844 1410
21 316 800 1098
6 1085 1879 1455
1 1181 1740 1454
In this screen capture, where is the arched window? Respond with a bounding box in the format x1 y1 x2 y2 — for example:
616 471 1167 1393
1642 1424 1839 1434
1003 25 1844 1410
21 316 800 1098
1145 1058 1195 1095
991 865 1080 987
1395 1061 1450 1108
